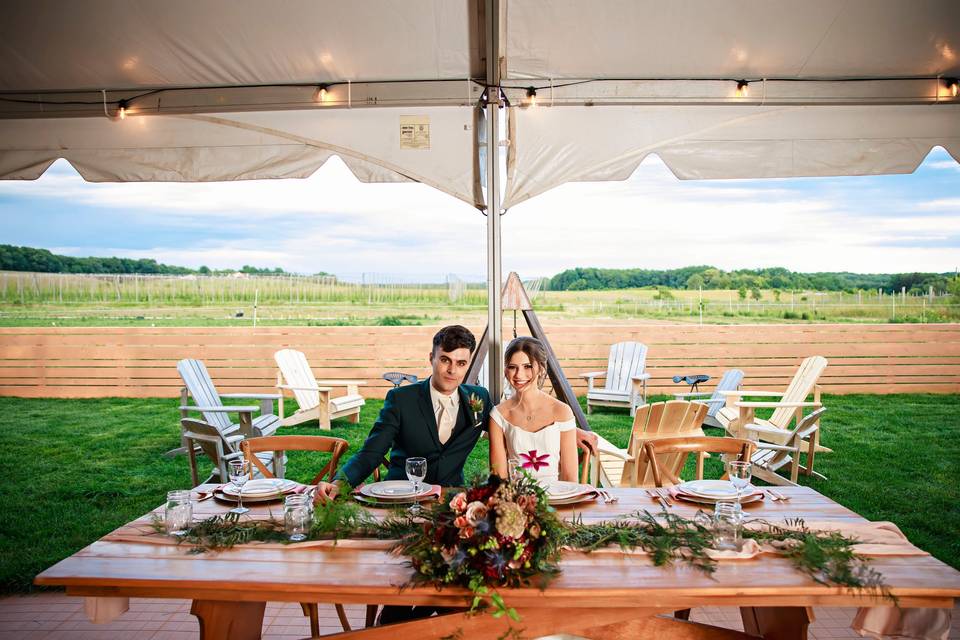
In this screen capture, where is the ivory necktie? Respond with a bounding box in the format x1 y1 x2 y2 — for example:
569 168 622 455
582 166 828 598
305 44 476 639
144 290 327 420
437 395 456 444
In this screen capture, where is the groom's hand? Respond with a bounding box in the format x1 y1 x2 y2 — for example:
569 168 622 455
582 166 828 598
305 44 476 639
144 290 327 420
576 428 598 455
313 481 341 505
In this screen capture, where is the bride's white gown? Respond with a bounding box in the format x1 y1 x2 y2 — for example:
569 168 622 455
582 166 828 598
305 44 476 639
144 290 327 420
490 405 575 482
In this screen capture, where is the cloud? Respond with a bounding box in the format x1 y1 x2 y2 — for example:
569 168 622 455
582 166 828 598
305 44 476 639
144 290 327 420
3 155 960 277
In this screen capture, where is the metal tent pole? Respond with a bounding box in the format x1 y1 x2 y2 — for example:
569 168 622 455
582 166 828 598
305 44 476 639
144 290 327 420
484 0 503 400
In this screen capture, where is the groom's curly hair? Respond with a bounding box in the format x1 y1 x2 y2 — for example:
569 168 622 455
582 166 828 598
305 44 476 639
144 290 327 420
432 324 476 354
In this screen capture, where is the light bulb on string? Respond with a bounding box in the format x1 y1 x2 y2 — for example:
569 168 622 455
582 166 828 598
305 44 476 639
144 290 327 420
526 87 537 107
315 84 329 103
735 80 749 98
118 100 128 120
946 78 959 98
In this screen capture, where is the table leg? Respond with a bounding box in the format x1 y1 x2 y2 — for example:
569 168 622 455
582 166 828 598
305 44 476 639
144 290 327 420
740 606 813 640
191 599 266 640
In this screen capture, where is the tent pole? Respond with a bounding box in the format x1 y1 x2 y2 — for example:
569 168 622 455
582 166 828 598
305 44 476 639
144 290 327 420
484 0 503 400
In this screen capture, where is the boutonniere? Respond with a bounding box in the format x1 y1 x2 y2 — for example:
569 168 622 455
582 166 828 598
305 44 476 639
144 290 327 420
468 392 484 428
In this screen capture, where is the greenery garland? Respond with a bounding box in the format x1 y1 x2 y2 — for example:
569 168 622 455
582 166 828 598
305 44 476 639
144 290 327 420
169 477 890 616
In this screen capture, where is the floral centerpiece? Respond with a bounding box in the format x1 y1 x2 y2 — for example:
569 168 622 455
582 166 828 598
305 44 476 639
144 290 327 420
393 473 564 618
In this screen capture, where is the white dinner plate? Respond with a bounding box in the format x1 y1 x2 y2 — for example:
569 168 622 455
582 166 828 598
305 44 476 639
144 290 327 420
542 480 594 499
678 480 754 500
221 478 294 498
548 491 599 506
674 490 764 506
360 481 435 500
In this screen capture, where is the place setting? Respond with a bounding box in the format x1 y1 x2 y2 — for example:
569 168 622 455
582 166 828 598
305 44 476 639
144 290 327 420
353 457 441 511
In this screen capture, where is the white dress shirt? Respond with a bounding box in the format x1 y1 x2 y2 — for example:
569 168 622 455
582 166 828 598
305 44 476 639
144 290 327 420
429 382 460 445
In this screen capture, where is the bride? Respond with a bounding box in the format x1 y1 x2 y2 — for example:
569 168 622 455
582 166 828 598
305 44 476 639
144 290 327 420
489 337 578 482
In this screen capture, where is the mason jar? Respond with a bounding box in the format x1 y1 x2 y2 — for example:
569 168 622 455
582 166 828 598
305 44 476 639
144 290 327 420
712 501 743 551
284 494 312 542
165 490 192 536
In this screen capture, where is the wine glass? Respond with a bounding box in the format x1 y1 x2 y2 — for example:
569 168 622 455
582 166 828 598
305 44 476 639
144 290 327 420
727 460 752 506
405 457 427 515
228 459 251 515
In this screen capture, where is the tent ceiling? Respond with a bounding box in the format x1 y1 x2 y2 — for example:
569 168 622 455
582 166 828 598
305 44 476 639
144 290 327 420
0 0 482 91
505 0 960 80
0 0 957 194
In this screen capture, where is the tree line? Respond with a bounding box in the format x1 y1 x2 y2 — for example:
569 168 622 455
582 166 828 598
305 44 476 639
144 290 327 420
0 245 300 276
550 266 956 295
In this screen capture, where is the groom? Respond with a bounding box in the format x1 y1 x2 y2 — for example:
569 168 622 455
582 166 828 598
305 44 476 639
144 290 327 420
328 324 492 492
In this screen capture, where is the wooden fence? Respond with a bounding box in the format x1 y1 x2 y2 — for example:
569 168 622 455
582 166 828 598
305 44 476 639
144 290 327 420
1 324 958 399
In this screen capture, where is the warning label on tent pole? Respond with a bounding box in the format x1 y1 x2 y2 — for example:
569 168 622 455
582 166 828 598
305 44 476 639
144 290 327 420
400 116 430 150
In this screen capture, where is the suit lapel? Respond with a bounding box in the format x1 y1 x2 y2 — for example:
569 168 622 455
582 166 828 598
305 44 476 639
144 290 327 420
418 378 442 449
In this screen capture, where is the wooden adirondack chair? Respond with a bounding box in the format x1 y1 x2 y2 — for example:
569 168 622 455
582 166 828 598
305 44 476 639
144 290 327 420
274 349 366 430
581 341 652 416
180 418 274 486
673 369 744 429
716 356 830 483
747 407 828 485
176 359 282 467
620 400 708 487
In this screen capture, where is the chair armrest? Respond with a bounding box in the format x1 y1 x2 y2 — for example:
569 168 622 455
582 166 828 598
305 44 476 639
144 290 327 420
736 401 821 409
225 435 245 445
719 390 784 398
631 373 651 381
580 372 605 380
277 384 333 392
596 443 634 461
755 442 796 452
220 393 282 401
672 391 712 399
253 421 280 438
180 405 259 413
314 379 367 386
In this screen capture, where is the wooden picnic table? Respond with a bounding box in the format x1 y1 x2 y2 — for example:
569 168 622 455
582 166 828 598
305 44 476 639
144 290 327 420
35 485 960 640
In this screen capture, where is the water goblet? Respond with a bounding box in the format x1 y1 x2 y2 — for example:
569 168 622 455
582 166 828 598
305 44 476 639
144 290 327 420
507 458 523 481
228 459 251 515
405 457 427 516
727 460 752 506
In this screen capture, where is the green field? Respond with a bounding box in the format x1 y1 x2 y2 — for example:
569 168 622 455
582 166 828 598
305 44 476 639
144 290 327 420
2 270 957 326
1 393 957 594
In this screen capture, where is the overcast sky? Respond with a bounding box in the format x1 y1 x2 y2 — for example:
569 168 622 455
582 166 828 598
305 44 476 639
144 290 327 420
1 148 958 281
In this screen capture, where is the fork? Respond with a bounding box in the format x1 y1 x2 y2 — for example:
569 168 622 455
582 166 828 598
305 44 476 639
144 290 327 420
770 488 790 502
655 487 674 507
645 489 669 509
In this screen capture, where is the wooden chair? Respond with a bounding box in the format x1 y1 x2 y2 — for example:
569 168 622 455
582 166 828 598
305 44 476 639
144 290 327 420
643 437 756 488
581 341 651 416
746 407 828 485
673 369 744 429
715 356 830 467
275 349 366 430
619 401 708 487
177 359 281 476
593 434 635 488
181 419 242 486
241 435 351 635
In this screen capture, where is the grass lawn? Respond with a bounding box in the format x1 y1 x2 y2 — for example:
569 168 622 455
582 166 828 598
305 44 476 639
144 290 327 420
0 393 957 594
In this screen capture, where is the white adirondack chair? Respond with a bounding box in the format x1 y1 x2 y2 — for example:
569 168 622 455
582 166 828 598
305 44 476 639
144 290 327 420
581 341 651 416
176 359 282 483
274 349 366 430
672 369 744 429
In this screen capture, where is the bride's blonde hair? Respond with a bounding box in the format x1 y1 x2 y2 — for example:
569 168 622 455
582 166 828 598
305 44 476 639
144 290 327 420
504 336 548 389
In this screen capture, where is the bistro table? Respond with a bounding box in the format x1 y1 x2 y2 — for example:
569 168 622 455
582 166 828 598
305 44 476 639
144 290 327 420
36 486 960 640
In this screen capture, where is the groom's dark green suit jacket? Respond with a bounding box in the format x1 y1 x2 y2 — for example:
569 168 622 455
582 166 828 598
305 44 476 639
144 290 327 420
339 378 492 488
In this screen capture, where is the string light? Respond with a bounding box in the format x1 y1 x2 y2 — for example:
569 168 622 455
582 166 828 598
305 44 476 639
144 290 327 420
315 84 328 103
526 87 537 107
946 78 959 98
118 99 128 120
735 80 749 98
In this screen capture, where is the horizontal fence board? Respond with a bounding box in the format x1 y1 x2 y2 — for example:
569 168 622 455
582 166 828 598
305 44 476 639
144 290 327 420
1 324 958 399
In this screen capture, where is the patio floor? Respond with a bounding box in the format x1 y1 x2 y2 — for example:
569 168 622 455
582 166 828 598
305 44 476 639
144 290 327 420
1 593 958 640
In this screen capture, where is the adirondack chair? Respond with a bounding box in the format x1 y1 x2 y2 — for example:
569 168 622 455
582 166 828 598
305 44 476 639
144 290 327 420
581 341 651 416
176 359 282 469
180 418 274 486
747 407 829 485
592 434 635 488
274 349 366 430
716 356 830 483
673 369 744 429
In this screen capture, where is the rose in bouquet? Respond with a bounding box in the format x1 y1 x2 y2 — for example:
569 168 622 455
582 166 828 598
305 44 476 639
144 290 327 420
394 473 563 618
